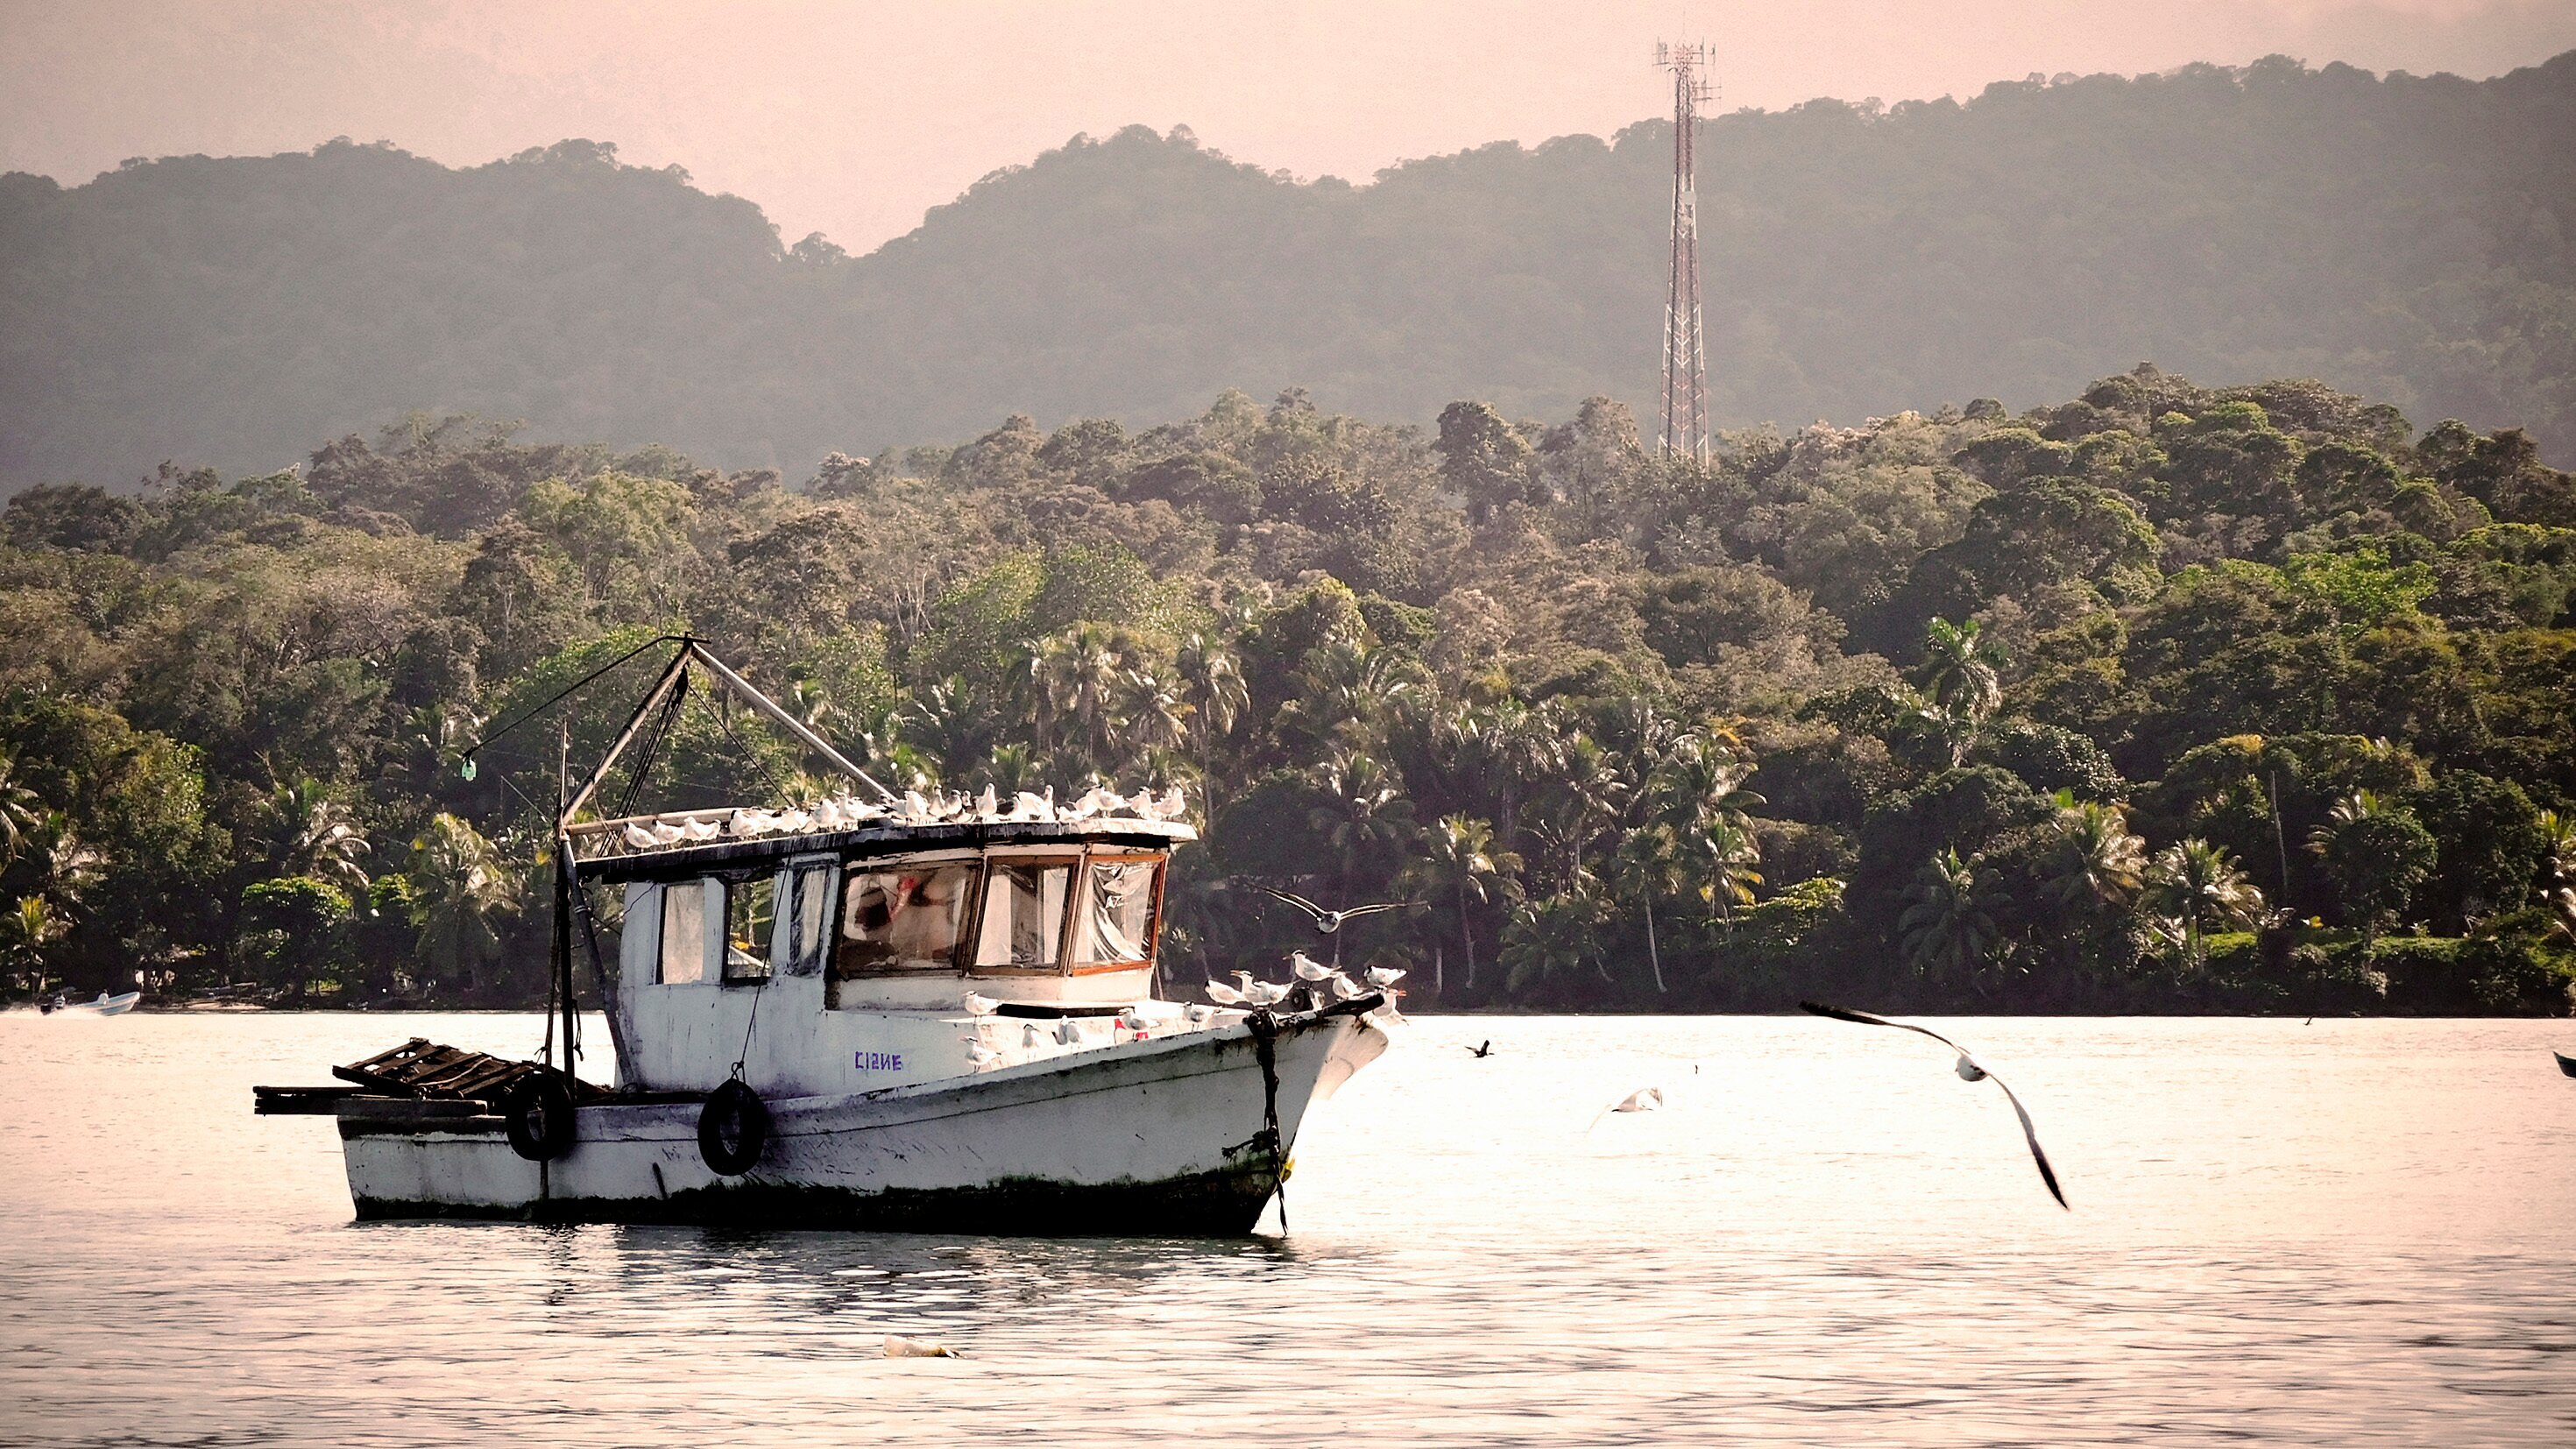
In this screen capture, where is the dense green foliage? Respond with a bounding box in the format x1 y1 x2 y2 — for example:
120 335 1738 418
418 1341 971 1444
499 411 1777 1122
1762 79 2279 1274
2 364 2571 1013
7 53 2574 491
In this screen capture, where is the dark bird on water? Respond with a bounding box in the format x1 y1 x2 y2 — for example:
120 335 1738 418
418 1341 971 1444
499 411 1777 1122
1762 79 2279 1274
1258 887 1416 936
1800 1000 2069 1211
1468 1040 1493 1058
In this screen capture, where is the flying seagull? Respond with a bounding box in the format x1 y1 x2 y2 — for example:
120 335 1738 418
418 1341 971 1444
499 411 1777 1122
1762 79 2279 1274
1468 1040 1493 1058
1585 1085 1665 1133
1259 887 1415 936
1799 1000 2068 1210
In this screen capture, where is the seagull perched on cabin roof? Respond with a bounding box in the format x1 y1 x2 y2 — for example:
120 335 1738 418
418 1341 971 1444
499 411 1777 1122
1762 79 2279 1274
1260 887 1417 936
623 822 659 850
1800 1001 2069 1210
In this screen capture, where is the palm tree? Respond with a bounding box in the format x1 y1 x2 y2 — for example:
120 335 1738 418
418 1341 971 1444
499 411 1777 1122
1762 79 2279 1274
38 816 106 912
0 895 63 986
1650 738 1765 838
984 742 1044 794
2539 809 2574 887
266 778 371 894
1892 682 1982 769
2147 838 2265 974
1475 698 1568 856
1401 815 1514 991
1610 823 1683 993
1691 817 1765 931
1537 734 1625 886
1033 624 1126 770
1918 616 2004 722
2047 799 2148 909
1499 894 1603 995
1177 633 1249 810
1900 847 1998 982
0 753 42 868
782 667 837 730
1120 666 1191 765
1306 753 1416 958
408 814 520 992
1281 641 1417 757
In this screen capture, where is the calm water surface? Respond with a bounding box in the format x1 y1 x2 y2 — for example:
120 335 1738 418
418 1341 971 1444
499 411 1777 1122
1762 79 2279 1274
3 1011 2572 1446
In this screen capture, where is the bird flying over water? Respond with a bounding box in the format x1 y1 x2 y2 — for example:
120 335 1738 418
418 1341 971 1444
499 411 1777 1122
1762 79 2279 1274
1468 1040 1493 1058
1799 1000 2069 1210
1259 887 1416 936
1585 1085 1664 1132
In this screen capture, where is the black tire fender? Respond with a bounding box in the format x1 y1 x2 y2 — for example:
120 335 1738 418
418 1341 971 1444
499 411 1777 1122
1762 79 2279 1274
697 1078 769 1175
503 1075 578 1162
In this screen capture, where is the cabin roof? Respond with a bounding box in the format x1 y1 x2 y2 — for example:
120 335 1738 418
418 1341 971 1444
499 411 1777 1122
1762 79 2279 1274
574 816 1194 884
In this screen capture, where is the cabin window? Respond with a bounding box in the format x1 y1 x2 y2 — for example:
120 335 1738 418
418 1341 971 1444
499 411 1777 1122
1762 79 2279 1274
1073 857 1164 965
836 864 973 978
783 864 832 975
722 875 775 983
657 881 707 985
973 861 1072 969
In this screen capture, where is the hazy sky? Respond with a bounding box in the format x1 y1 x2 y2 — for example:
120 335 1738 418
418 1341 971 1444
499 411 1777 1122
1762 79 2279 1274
4 1 2572 252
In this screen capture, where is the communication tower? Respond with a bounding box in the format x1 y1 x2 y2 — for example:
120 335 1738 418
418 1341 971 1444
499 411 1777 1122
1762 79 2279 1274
1656 41 1713 466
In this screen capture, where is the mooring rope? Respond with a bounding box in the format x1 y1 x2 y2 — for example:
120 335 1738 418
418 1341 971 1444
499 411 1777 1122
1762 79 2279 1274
1248 1007 1287 1233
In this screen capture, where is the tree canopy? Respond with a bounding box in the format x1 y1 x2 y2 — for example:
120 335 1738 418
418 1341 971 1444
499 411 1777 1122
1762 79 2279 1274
1 361 2570 1014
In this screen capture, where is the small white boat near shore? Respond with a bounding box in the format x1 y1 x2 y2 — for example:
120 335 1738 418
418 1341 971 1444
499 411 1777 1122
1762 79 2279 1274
257 639 1391 1234
44 990 140 1016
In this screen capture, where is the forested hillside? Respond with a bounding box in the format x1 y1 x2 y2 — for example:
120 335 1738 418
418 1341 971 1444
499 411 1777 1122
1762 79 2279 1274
5 52 2574 491
3 368 2572 1014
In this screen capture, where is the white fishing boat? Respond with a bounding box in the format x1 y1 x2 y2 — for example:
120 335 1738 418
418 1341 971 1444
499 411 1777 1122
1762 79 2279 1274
45 990 140 1016
257 638 1390 1233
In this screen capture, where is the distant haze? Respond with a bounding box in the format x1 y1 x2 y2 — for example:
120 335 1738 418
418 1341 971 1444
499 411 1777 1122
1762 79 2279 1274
5 0 2575 252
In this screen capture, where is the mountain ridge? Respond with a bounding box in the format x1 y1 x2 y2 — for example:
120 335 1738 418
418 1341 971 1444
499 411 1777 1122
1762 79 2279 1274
4 49 2572 487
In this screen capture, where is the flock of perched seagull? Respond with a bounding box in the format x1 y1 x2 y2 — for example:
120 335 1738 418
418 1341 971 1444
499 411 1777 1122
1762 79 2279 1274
618 782 1190 851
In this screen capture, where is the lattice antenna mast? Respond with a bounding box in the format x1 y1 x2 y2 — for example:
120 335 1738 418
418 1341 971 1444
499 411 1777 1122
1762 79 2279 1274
1656 41 1714 467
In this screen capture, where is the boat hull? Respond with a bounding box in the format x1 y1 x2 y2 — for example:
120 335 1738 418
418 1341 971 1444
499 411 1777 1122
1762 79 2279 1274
336 1008 1385 1235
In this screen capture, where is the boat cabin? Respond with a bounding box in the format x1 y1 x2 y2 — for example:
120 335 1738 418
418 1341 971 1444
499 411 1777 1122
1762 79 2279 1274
573 816 1194 1098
